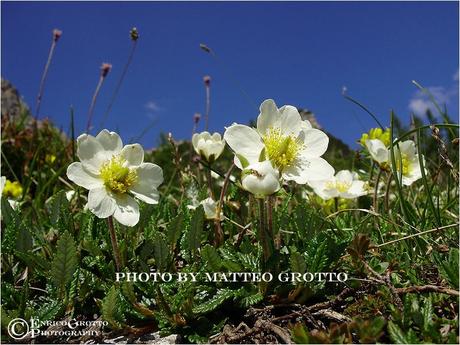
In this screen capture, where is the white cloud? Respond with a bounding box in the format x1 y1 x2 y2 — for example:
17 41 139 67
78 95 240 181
145 100 160 112
408 73 458 117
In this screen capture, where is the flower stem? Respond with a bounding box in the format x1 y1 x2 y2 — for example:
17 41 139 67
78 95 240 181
205 165 214 199
100 40 138 129
204 82 210 131
107 216 122 271
258 198 273 270
373 167 383 211
86 75 105 133
36 33 60 119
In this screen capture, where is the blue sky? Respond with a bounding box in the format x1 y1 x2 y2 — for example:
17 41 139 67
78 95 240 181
2 1 458 149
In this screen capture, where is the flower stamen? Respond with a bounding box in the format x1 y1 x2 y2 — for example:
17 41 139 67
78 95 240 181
100 156 137 194
262 127 302 171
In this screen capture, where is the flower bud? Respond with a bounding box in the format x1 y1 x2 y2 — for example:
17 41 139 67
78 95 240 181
241 161 280 197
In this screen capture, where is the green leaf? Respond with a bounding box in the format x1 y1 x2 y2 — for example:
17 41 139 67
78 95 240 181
291 323 310 344
121 282 137 304
51 232 78 296
36 300 64 322
46 190 70 227
240 292 263 307
188 206 204 254
422 296 433 331
290 252 306 274
102 286 123 329
192 289 235 314
440 248 459 289
167 213 184 249
388 321 409 344
153 233 169 271
201 245 222 271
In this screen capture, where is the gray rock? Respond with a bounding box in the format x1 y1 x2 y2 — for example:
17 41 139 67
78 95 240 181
1 78 28 118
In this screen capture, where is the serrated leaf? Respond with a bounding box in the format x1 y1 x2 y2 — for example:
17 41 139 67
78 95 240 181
440 248 459 289
121 282 137 304
240 292 263 307
188 206 204 254
192 289 235 314
51 232 78 296
291 252 306 274
237 253 259 271
422 296 433 331
388 321 408 344
153 233 169 271
47 190 69 227
37 300 64 322
167 213 184 249
202 245 222 271
102 286 123 329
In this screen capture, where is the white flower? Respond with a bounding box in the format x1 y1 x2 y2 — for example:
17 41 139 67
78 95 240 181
66 190 76 202
192 131 225 162
201 197 224 220
224 99 334 184
66 129 164 226
241 160 280 197
393 141 424 186
308 170 367 200
365 139 389 164
365 139 424 186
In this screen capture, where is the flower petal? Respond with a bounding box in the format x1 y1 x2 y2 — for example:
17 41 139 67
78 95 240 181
224 124 264 168
300 128 329 158
96 129 123 155
257 99 280 135
87 187 116 218
335 170 353 184
279 105 302 137
397 140 416 159
130 163 163 204
120 144 144 167
365 139 389 164
77 134 107 174
67 162 103 190
113 195 140 226
283 157 335 184
242 161 280 196
341 180 367 198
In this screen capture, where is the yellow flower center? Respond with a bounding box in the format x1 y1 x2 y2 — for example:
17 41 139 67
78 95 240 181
3 180 23 199
262 127 302 171
99 156 138 194
396 153 410 176
326 180 351 193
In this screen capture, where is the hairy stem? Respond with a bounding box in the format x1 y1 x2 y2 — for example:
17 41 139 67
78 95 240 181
258 198 273 270
86 75 105 133
36 39 58 118
107 216 122 271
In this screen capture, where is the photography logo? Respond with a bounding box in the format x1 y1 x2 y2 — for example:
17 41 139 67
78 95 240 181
7 318 29 340
7 317 106 340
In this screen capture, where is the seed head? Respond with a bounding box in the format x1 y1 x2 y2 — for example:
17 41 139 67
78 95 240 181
130 27 139 41
203 75 211 86
53 29 62 42
100 63 112 78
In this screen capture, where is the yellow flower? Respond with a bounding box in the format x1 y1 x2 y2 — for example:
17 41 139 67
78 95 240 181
359 128 391 147
45 154 56 164
2 180 23 199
